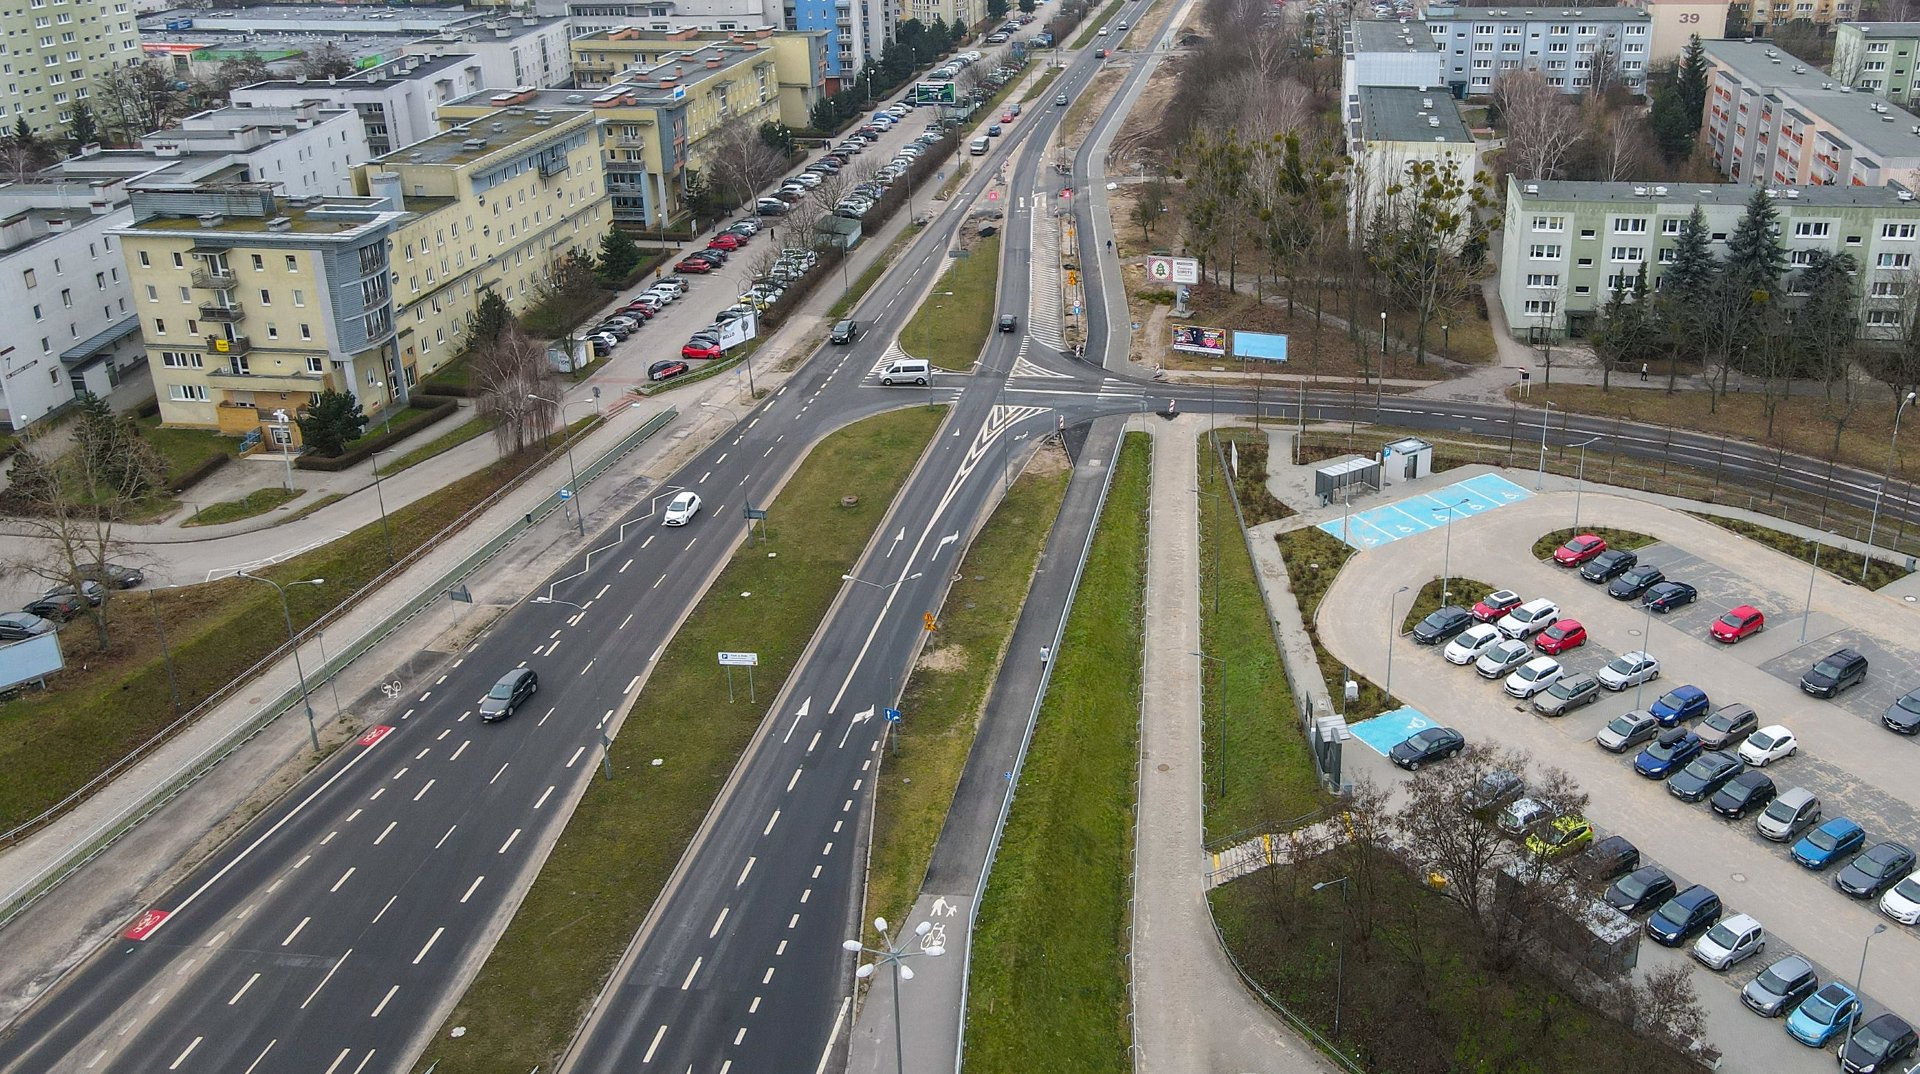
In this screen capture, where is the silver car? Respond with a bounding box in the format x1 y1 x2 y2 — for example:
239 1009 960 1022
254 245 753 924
1534 672 1602 717
1497 797 1553 837
1597 710 1660 753
1596 650 1660 691
1475 638 1533 679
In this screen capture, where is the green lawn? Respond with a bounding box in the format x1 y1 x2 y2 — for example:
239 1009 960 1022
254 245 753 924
865 453 1071 934
1273 525 1393 722
964 432 1148 1074
1529 526 1657 561
1072 0 1127 48
135 414 238 478
828 227 919 320
1402 576 1500 633
420 354 473 394
1208 427 1294 525
1021 67 1061 104
180 486 304 527
1197 434 1322 842
902 234 1002 371
380 416 497 475
420 406 947 1074
1688 513 1912 590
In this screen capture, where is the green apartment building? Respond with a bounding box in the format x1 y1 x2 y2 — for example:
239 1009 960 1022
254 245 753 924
1834 22 1920 107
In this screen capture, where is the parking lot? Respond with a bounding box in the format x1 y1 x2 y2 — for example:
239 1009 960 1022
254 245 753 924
1316 482 1920 1074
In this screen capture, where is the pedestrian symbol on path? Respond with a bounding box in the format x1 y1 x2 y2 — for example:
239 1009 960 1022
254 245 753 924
559 488 573 500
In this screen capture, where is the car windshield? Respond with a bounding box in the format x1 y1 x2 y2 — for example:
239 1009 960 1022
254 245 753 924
1755 961 1805 993
1815 658 1847 677
1518 664 1548 681
1857 850 1899 877
1548 680 1579 698
1606 715 1644 736
1512 606 1541 623
1719 611 1748 627
1412 729 1448 748
1706 710 1743 731
1605 657 1641 676
1546 823 1582 846
1808 826 1848 851
1645 738 1688 761
1898 693 1920 714
1681 758 1718 779
1802 990 1843 1021
1704 922 1740 947
1853 1021 1895 1052
1763 798 1800 823
1615 872 1653 898
1747 731 1777 750
1490 643 1524 661
488 682 513 699
1656 690 1688 709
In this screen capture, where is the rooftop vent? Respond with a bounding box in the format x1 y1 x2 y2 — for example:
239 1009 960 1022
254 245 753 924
1786 189 1801 198
1422 96 1433 107
197 212 224 229
1901 190 1916 200
461 137 488 150
267 216 293 232
1524 182 1540 194
1429 116 1441 126
490 122 507 132
1654 185 1668 195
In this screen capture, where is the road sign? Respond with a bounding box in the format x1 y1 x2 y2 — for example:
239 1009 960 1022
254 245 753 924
559 488 573 500
885 707 901 723
988 190 1000 200
718 651 759 666
923 612 939 632
744 507 768 520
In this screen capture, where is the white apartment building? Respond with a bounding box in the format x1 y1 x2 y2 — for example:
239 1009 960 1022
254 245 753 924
229 54 488 158
404 15 576 91
1418 5 1654 96
133 104 370 199
2 0 142 138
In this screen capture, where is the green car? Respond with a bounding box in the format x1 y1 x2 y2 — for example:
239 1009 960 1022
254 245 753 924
1525 815 1594 858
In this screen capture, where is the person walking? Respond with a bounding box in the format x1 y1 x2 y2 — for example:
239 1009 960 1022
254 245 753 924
1040 645 1051 664
1640 362 1649 382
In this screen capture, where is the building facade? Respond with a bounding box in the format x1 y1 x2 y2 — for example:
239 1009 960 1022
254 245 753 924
1345 19 1447 93
1703 39 1920 187
1833 22 1920 107
1418 6 1654 96
404 15 575 92
1497 176 1920 338
1347 85 1481 229
229 54 489 158
1625 0 1727 66
138 104 371 199
3 0 142 138
1726 0 1854 37
554 0 875 85
568 26 825 125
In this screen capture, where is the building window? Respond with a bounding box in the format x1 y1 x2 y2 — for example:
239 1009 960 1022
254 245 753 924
145 285 158 302
251 254 264 271
1868 309 1903 326
169 384 209 402
1884 223 1917 239
160 350 203 368
292 289 305 307
1614 217 1647 233
1791 221 1830 238
1879 252 1913 268
153 318 165 335
1872 280 1907 297
306 355 325 374
172 252 184 268
258 289 271 306
1526 273 1560 287
178 286 191 303
1790 249 1818 266
1523 299 1558 315
1609 246 1644 262
21 269 35 289
228 354 250 375
286 254 298 272
1529 244 1562 259
299 323 312 340
266 325 278 340
138 250 150 267
1661 219 1682 235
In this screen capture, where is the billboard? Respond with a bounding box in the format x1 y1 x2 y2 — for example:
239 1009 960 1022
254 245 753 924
1234 331 1289 362
915 81 958 105
1171 325 1227 355
0 632 64 692
716 311 758 350
1146 255 1200 286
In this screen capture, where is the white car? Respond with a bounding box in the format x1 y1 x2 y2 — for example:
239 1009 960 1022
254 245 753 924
1691 913 1766 970
1497 796 1552 837
1596 650 1660 691
1475 638 1533 679
1496 598 1560 640
1881 874 1920 924
1444 623 1503 666
662 491 702 526
1737 724 1798 767
1504 656 1564 699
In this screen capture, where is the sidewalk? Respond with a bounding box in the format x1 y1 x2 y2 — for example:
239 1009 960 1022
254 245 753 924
1132 415 1335 1074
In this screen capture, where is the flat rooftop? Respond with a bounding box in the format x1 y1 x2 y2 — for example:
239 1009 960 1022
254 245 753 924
1422 4 1649 20
233 53 480 91
1512 179 1920 207
1352 19 1440 53
123 192 403 236
378 106 590 166
1360 86 1472 142
1840 21 1920 34
142 4 477 33
1705 40 1920 160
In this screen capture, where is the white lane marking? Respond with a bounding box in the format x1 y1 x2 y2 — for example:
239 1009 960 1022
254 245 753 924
566 746 586 768
241 1041 276 1074
449 740 470 762
499 828 522 854
375 821 397 845
681 957 703 990
595 583 611 600
823 842 834 856
538 707 555 726
322 1050 351 1074
778 939 789 955
699 471 711 484
371 984 399 1018
282 917 310 946
228 972 261 1005
346 808 362 822
642 1026 667 1064
801 888 811 903
490 762 509 785
391 767 409 781
412 927 444 965
301 949 352 1008
816 999 851 1074
535 785 555 809
620 613 634 629
626 675 642 693
461 875 485 903
737 857 756 887
653 574 666 589
331 867 355 893
321 831 337 846
413 778 436 802
351 1051 376 1074
436 825 457 849
763 967 776 984
734 1028 747 1045
579 658 594 676
620 558 633 573
806 731 821 753
372 897 396 925
641 534 656 549
710 906 730 938
787 768 802 792
168 1037 202 1070
763 810 780 836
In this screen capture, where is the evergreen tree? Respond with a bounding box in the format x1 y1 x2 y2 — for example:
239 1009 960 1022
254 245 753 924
598 227 641 281
1677 37 1710 121
1662 206 1716 304
759 120 795 155
1788 250 1859 379
988 0 1009 19
65 104 100 151
1019 0 1036 11
1724 187 1787 293
468 288 514 350
297 389 369 457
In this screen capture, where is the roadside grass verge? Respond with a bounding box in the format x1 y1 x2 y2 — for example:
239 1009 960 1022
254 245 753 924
934 161 972 202
1072 0 1127 48
1198 433 1322 843
1211 426 1294 525
421 407 947 1074
827 226 920 321
1402 576 1499 633
381 416 497 475
964 432 1148 1074
1273 525 1392 723
864 445 1072 931
1687 512 1911 590
180 486 304 527
1020 67 1061 103
1529 527 1658 561
901 234 1002 371
281 491 348 524
0 437 610 833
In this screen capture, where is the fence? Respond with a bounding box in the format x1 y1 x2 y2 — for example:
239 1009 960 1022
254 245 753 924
0 408 678 928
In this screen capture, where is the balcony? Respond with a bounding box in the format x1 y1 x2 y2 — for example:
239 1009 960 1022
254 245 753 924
190 268 237 290
198 302 245 323
206 334 252 358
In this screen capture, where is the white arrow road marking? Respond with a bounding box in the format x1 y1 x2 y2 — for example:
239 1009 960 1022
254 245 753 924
886 528 905 557
838 706 875 749
781 697 812 743
936 532 959 555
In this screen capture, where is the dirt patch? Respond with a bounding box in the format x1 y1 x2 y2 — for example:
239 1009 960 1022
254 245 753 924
1024 437 1072 477
915 645 969 673
1065 68 1129 145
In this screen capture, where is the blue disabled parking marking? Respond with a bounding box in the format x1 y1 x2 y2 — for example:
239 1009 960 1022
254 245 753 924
1349 706 1435 756
1321 475 1533 550
1461 473 1532 505
1317 515 1395 549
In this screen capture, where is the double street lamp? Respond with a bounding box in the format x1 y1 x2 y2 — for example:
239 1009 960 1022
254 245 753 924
1863 390 1916 575
1570 436 1602 533
1845 924 1889 1055
1384 585 1410 704
843 917 944 1074
237 571 326 751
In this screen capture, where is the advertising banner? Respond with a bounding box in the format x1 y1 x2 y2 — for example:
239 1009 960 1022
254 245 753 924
1146 255 1200 286
1171 325 1227 355
915 81 958 105
717 311 758 350
1233 331 1289 362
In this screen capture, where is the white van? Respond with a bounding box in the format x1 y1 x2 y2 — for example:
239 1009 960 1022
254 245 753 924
879 358 930 385
969 135 989 155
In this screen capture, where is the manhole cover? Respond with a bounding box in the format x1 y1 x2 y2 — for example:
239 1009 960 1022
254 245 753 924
1730 872 1748 883
1156 763 1170 772
1906 595 1917 603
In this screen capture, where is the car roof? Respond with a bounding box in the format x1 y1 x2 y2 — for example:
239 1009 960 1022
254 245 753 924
1817 817 1861 834
1775 786 1816 806
1561 672 1598 687
1673 884 1715 905
1769 953 1815 976
1719 913 1761 931
1517 597 1555 610
1592 834 1634 854
1814 982 1855 1002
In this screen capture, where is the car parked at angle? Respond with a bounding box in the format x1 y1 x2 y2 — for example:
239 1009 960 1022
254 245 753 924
1835 841 1916 899
1389 726 1465 770
1597 709 1661 753
1643 581 1698 613
1785 982 1859 1047
1553 533 1609 566
1497 796 1553 837
1756 787 1823 842
77 562 144 589
1697 702 1759 749
1881 689 1920 735
1475 638 1533 679
1649 684 1710 727
1580 548 1637 582
1533 672 1602 716
1596 651 1659 691
1575 834 1639 882
1801 648 1868 698
1412 605 1474 645
1646 884 1721 946
1444 623 1503 666
1461 770 1525 814
648 359 691 383
1608 564 1665 600
1709 770 1777 820
1524 815 1593 859
1737 724 1798 766
1471 590 1522 623
0 612 55 641
1606 865 1678 915
1840 1013 1916 1072
1634 727 1704 779
1666 750 1745 803
1534 619 1587 655
1711 604 1765 642
1741 954 1819 1017
1791 817 1866 870
1495 598 1559 640
1881 873 1920 924
1691 912 1765 970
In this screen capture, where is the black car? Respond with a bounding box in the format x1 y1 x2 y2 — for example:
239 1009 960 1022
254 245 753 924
23 592 87 621
1643 581 1698 612
648 359 691 382
1835 840 1917 899
1802 648 1869 698
77 561 145 588
998 314 1018 332
1460 770 1525 814
1742 954 1819 1017
0 612 55 642
1709 770 1777 819
1575 834 1640 882
1646 884 1721 946
1580 548 1638 583
1667 750 1745 803
1608 564 1665 600
479 667 539 722
1412 605 1474 645
829 319 860 344
1842 1014 1918 1074
1883 690 1920 734
1605 866 1677 915
1389 726 1465 771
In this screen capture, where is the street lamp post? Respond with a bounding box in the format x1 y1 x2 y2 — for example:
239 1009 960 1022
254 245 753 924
1385 584 1410 704
1536 400 1554 491
1845 924 1889 1055
842 571 923 591
920 291 953 409
370 448 396 565
1864 391 1916 575
1571 436 1601 532
1312 876 1351 1038
843 918 945 1074
236 572 326 751
1442 322 1450 365
1439 498 1470 604
1634 594 1655 708
530 394 591 537
148 587 180 714
1378 310 1387 372
1800 531 1838 644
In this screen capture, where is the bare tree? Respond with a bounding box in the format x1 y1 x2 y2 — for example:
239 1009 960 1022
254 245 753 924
95 61 183 143
1582 102 1652 181
704 118 789 210
298 42 358 81
1495 70 1584 180
469 324 560 456
1585 37 1622 99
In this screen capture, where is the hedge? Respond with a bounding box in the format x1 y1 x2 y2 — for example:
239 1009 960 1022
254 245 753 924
164 452 231 494
293 394 460 472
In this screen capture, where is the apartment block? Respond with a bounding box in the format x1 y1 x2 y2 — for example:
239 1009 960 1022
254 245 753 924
1497 176 1920 338
229 54 488 158
1833 22 1920 107
1624 0 1727 66
553 0 879 86
1419 5 1654 96
404 15 575 92
1346 86 1480 228
1703 39 1920 186
2 0 142 138
1345 19 1447 91
1727 0 1855 37
568 26 825 125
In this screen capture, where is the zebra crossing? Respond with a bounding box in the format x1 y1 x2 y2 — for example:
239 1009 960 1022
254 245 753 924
1009 340 1072 379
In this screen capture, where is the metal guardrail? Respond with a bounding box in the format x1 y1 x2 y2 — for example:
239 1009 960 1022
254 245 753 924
0 408 677 930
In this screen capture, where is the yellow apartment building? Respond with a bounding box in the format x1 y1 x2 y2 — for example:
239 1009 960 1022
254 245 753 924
568 27 827 130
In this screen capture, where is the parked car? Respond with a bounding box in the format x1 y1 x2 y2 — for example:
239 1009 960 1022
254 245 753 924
1881 689 1920 735
1710 770 1777 819
478 668 538 722
1692 913 1766 970
1497 796 1553 837
1534 672 1602 717
0 612 56 642
1461 770 1525 814
1646 884 1721 946
1534 619 1587 655
1574 834 1640 882
1698 703 1759 749
1553 533 1609 566
1667 750 1745 803
1881 873 1920 924
76 562 144 589
1711 604 1765 643
1596 651 1659 691
1471 590 1522 623
1443 623 1503 666
1504 656 1564 699
24 591 87 621
1802 648 1869 698
1580 548 1637 583
1742 954 1820 1018
1840 1013 1917 1072
662 490 703 526
1835 841 1916 899
1597 709 1661 753
1388 726 1465 771
683 340 724 360
707 233 743 250
1475 638 1533 679
1649 685 1710 727
676 257 715 273
1738 724 1798 767
47 580 106 605
1785 982 1860 1047
1634 727 1704 779
1495 598 1559 640
1524 815 1593 859
1412 606 1474 645
648 359 691 382
1643 581 1699 613
1757 787 1823 842
1608 564 1665 600
1605 865 1677 915
1791 817 1866 870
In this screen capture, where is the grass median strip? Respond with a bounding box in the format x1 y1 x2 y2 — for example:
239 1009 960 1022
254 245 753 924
1273 525 1392 723
1687 512 1912 590
1198 432 1321 842
828 227 919 321
964 432 1148 1074
420 406 946 1074
1529 526 1656 561
179 486 304 527
900 233 1001 371
380 415 497 475
863 443 1072 933
1402 576 1499 632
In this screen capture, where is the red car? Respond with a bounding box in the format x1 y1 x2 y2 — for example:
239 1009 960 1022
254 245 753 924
1472 590 1522 623
675 258 714 274
622 302 655 319
1535 619 1588 655
682 339 724 359
708 233 743 250
1553 533 1609 566
1711 604 1766 643
1001 111 1015 122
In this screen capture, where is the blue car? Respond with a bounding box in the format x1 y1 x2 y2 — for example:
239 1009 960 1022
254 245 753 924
1634 728 1704 779
1649 684 1710 727
1645 883 1721 946
1791 817 1866 870
1785 982 1860 1047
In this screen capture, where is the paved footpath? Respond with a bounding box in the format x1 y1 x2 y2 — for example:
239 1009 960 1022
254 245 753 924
1133 415 1336 1074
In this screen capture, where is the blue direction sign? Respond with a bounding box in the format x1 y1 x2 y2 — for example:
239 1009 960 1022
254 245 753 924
558 488 573 500
884 707 902 724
